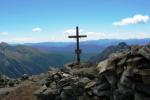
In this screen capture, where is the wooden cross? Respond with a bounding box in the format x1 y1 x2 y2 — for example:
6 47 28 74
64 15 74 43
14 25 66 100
68 26 87 64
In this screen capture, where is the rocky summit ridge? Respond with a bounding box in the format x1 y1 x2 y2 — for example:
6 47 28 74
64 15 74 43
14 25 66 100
0 43 150 100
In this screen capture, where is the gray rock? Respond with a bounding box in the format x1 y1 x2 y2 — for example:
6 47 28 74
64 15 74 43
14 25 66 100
78 77 91 86
138 46 150 60
93 89 111 97
35 87 60 100
8 80 15 87
34 85 47 95
85 81 96 89
57 77 77 88
21 74 29 81
63 86 73 95
71 67 98 79
103 70 117 86
135 92 150 100
113 89 134 100
119 66 136 89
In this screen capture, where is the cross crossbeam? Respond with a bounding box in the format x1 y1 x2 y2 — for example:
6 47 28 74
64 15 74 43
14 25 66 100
68 26 87 64
68 35 87 38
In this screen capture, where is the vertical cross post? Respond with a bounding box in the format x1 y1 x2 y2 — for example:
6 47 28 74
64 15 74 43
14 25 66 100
68 26 87 64
76 26 80 64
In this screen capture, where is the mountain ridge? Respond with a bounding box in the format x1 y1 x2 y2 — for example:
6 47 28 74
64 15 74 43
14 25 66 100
0 43 70 78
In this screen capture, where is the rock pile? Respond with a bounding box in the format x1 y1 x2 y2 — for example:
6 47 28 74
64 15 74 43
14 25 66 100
34 44 150 100
97 44 150 100
0 74 21 99
0 74 20 88
34 62 99 100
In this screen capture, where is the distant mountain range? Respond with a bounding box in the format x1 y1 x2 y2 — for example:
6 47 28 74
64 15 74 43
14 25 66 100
1 38 150 78
24 38 150 47
0 42 71 78
24 38 150 52
23 38 150 61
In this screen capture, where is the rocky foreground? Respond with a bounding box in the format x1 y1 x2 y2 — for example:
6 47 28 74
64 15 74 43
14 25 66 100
0 43 150 100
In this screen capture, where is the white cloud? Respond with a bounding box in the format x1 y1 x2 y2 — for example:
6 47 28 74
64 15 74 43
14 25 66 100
64 29 76 34
63 29 150 41
32 27 42 32
63 29 100 40
63 29 100 41
11 37 35 42
113 14 149 26
0 32 9 36
1 32 150 43
63 29 84 35
80 32 150 40
1 29 150 43
95 32 150 39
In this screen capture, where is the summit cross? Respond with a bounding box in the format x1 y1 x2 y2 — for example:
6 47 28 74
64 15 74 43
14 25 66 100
68 26 87 64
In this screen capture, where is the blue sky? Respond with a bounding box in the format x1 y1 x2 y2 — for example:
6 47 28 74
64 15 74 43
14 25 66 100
0 0 150 43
